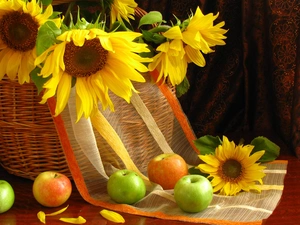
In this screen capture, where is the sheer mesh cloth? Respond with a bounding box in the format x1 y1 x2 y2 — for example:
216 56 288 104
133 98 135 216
48 74 287 225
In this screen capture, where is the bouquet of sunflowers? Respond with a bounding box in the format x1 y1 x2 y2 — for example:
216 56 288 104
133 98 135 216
0 0 227 121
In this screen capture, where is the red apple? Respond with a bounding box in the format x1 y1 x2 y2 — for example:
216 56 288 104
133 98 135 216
32 171 72 207
147 153 188 189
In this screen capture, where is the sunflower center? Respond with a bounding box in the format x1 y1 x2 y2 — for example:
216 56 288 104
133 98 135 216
221 159 243 180
0 11 38 52
64 39 108 78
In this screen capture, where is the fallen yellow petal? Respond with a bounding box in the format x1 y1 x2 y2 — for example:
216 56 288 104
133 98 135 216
46 205 69 216
59 216 86 224
100 209 125 223
37 211 46 224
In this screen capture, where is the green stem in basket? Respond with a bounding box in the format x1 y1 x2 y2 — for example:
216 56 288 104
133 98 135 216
63 1 76 25
99 0 105 22
41 0 53 6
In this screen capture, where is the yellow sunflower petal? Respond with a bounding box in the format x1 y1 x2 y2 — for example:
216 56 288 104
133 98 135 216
56 73 72 115
222 136 236 159
215 144 226 161
110 0 137 24
6 51 22 80
0 49 8 79
185 45 206 67
244 170 266 180
156 42 170 53
101 67 133 102
40 72 62 104
110 31 142 42
234 144 248 161
0 49 13 78
222 182 240 196
35 45 55 67
106 57 146 82
39 47 60 78
247 184 262 193
37 211 46 224
210 176 223 186
166 54 187 85
75 78 95 118
163 26 183 40
54 42 67 72
70 30 90 47
35 5 55 25
212 179 226 193
246 150 265 166
59 216 86 224
46 205 69 216
91 74 114 110
100 209 125 223
198 163 219 173
19 51 34 84
199 154 220 167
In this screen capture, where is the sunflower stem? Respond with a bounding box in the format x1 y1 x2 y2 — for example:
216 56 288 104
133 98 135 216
99 0 105 22
63 2 76 25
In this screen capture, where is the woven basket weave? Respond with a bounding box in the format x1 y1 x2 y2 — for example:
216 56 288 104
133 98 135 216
0 77 71 180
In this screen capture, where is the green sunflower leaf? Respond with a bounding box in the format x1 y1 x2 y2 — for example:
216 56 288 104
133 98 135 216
250 136 280 162
141 30 166 44
194 135 222 155
138 11 164 28
36 21 61 56
30 67 50 95
188 166 209 178
41 0 52 5
176 76 190 97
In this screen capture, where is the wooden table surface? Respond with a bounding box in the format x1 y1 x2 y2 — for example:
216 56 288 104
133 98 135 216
0 145 299 225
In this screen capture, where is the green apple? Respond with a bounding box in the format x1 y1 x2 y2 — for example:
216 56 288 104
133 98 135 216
0 180 15 213
174 175 213 213
107 169 146 204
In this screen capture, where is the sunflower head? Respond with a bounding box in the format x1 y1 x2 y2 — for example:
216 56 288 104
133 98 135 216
197 136 266 196
34 20 152 120
0 0 61 84
109 0 138 25
140 6 227 94
181 7 228 53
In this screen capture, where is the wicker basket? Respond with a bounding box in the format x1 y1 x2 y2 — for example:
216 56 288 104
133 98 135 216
0 77 71 180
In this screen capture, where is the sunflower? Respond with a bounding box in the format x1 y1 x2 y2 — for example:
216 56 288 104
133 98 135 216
148 6 227 86
182 7 227 55
0 0 61 84
148 26 188 85
197 136 266 196
109 0 138 25
35 28 152 120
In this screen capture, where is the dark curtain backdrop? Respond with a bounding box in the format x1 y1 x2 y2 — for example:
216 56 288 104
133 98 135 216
136 0 300 157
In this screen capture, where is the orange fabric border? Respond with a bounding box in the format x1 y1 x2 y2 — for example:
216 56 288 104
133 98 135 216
266 160 288 165
47 96 263 225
